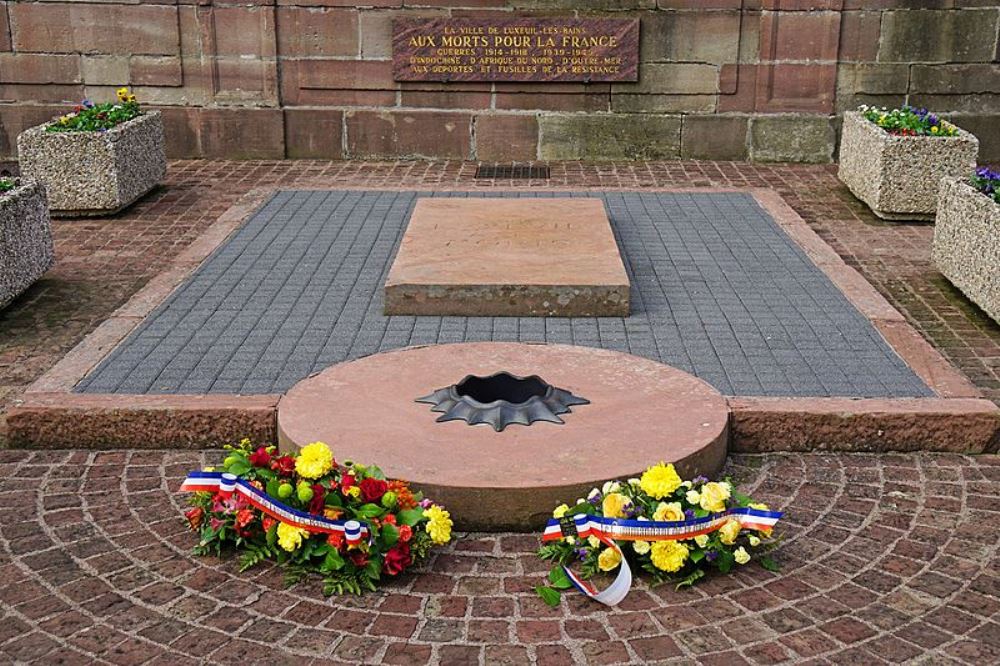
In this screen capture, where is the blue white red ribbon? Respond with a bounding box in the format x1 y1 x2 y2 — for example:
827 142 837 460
180 471 369 546
542 507 782 606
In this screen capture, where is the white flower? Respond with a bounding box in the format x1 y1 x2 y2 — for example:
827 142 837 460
602 481 620 494
587 488 601 500
685 489 701 504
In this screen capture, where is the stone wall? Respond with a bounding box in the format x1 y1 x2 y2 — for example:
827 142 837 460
1 1 997 163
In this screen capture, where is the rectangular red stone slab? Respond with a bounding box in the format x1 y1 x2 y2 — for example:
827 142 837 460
392 18 639 83
384 198 630 316
6 393 279 450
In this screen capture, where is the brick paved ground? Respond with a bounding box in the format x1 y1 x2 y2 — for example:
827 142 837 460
1 160 997 446
76 189 928 398
0 449 997 664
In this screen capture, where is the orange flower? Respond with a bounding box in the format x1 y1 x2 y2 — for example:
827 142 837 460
388 480 417 509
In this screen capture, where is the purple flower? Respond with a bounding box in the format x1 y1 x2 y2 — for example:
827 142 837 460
692 475 709 485
705 551 718 562
588 494 602 506
684 509 696 520
575 548 589 561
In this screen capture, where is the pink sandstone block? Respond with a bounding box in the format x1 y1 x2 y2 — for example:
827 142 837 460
385 198 630 316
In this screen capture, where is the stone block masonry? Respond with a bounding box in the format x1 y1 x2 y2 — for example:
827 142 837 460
1 1 998 163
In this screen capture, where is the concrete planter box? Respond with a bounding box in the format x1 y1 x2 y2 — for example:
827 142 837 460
838 111 978 221
932 177 1000 323
17 111 166 217
0 179 54 310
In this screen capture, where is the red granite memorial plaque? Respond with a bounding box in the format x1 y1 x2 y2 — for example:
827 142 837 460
392 17 639 83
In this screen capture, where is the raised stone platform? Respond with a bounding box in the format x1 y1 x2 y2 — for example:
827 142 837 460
277 342 729 530
384 198 630 316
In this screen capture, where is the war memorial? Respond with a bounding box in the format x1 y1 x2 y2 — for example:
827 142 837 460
0 2 998 664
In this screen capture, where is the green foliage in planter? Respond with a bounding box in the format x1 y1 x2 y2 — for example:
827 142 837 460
0 178 12 194
46 88 143 133
859 104 958 137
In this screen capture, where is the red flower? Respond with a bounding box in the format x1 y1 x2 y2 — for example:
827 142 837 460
270 455 295 476
185 506 203 530
308 484 326 515
359 478 388 503
349 551 369 568
235 508 255 536
248 446 271 467
327 531 344 550
262 516 277 532
398 524 412 543
383 542 412 576
341 473 356 491
383 513 397 526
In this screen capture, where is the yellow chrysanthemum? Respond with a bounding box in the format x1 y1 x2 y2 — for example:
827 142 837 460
552 503 570 519
602 492 628 518
734 546 750 565
276 522 308 552
639 462 682 499
650 540 689 572
424 505 453 545
653 501 684 522
699 481 730 513
598 547 622 572
718 519 741 545
295 441 334 479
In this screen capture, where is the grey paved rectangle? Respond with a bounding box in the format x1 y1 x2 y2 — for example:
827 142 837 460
76 190 932 398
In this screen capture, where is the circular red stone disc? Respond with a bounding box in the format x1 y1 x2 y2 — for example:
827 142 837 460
278 342 729 529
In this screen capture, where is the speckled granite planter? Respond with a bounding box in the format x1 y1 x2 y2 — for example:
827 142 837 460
17 111 165 217
933 177 999 323
838 111 978 221
0 179 53 310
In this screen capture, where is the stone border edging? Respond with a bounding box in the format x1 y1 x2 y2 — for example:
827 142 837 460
7 185 998 453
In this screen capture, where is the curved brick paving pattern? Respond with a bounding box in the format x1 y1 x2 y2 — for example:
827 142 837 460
2 450 998 664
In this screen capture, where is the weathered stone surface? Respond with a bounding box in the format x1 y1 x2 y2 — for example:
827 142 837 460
283 108 344 159
681 115 748 160
538 113 680 160
276 6 359 57
385 198 630 316
6 394 280 450
474 114 538 161
910 64 1000 94
0 180 53 311
345 110 472 159
878 8 1000 63
639 11 741 64
611 63 719 95
932 178 1000 323
278 343 728 529
199 108 285 159
729 396 1000 454
17 111 166 216
749 115 834 163
837 111 979 220
8 2 181 56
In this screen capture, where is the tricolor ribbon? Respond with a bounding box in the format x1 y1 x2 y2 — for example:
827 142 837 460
180 471 370 546
542 507 782 606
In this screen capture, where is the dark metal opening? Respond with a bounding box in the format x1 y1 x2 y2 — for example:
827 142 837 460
474 164 550 180
454 372 548 405
416 371 589 431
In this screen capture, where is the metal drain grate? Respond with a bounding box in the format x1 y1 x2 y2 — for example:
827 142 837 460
475 164 550 179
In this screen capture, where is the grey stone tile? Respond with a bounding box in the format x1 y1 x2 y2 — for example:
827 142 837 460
76 190 932 399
